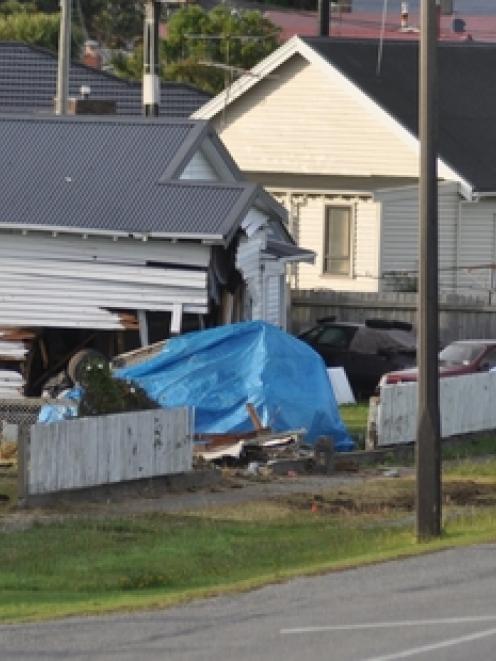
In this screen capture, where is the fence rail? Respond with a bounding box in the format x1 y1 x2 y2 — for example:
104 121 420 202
23 408 193 497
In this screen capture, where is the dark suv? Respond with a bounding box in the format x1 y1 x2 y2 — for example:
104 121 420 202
298 318 417 398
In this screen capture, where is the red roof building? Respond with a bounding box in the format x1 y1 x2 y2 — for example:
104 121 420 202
263 9 496 43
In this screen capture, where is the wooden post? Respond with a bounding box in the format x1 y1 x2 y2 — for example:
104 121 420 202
416 0 442 540
17 422 30 505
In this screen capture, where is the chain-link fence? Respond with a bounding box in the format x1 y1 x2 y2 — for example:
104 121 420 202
0 398 64 448
0 398 48 429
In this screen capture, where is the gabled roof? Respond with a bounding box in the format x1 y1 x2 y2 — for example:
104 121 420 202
196 36 496 193
0 115 280 244
0 42 210 117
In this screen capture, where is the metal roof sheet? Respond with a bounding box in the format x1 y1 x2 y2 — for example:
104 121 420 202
0 115 258 240
0 41 210 117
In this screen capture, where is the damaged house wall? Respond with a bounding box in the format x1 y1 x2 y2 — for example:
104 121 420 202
0 115 314 394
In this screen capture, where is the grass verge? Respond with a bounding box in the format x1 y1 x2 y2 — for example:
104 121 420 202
339 403 368 448
1 465 496 623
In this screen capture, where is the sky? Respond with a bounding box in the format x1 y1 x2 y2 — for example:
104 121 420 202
352 1 494 14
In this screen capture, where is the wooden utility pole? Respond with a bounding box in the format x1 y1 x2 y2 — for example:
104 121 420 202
55 0 71 115
416 0 441 540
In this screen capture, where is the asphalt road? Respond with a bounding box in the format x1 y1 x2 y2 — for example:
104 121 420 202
2 544 496 661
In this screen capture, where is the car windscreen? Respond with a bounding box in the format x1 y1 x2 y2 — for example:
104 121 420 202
299 327 322 342
349 327 416 354
438 343 484 367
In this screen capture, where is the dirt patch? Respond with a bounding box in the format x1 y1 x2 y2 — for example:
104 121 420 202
281 479 496 515
443 480 496 506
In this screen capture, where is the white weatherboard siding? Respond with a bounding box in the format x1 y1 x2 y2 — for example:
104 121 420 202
212 55 419 178
236 233 265 321
378 182 459 293
0 232 210 268
180 149 218 181
242 207 269 236
236 231 286 325
263 262 286 327
271 191 379 291
457 199 496 296
0 234 210 329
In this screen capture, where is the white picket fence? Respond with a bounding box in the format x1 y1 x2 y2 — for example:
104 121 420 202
25 408 194 496
377 372 496 446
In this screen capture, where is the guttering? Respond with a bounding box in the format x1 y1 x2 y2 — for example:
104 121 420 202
0 224 225 244
472 190 496 201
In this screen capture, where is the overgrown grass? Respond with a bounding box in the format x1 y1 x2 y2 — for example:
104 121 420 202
1 471 496 623
444 456 496 479
0 468 17 514
442 435 496 462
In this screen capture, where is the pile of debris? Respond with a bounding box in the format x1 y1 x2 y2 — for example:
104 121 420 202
194 403 331 475
0 328 33 398
0 371 23 399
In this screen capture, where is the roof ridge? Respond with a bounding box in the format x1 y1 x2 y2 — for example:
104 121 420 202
0 113 202 127
158 179 250 190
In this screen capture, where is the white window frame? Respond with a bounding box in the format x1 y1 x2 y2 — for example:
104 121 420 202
323 205 354 277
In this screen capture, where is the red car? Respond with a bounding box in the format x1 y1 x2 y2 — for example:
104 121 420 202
381 339 496 387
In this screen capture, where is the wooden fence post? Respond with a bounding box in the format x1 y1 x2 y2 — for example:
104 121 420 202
17 422 30 505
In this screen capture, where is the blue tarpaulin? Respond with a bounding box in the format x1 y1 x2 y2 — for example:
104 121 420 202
116 321 353 451
37 386 82 423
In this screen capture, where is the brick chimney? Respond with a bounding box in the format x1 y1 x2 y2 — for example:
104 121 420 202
81 39 103 70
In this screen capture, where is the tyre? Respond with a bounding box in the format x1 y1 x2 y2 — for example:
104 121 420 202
67 349 108 385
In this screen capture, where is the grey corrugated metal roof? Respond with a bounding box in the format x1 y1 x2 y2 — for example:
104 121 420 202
265 239 315 263
0 115 260 240
0 42 210 117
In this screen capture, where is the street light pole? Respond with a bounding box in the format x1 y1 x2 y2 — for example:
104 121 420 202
55 0 71 115
143 0 160 116
416 0 441 540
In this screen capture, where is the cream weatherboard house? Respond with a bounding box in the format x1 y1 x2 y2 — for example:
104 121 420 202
195 36 496 299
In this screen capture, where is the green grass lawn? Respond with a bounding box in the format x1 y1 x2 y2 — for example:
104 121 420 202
1 403 495 623
1 464 496 623
339 402 369 448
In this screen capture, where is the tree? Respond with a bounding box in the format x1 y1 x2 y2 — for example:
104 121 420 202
0 1 34 15
111 5 280 95
0 10 66 52
80 0 142 49
0 0 143 48
163 6 280 93
110 44 143 80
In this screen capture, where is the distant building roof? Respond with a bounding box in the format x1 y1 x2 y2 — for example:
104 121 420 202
0 42 211 117
264 9 495 43
0 115 272 242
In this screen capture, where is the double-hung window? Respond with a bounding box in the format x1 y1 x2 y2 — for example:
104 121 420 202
323 206 352 276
